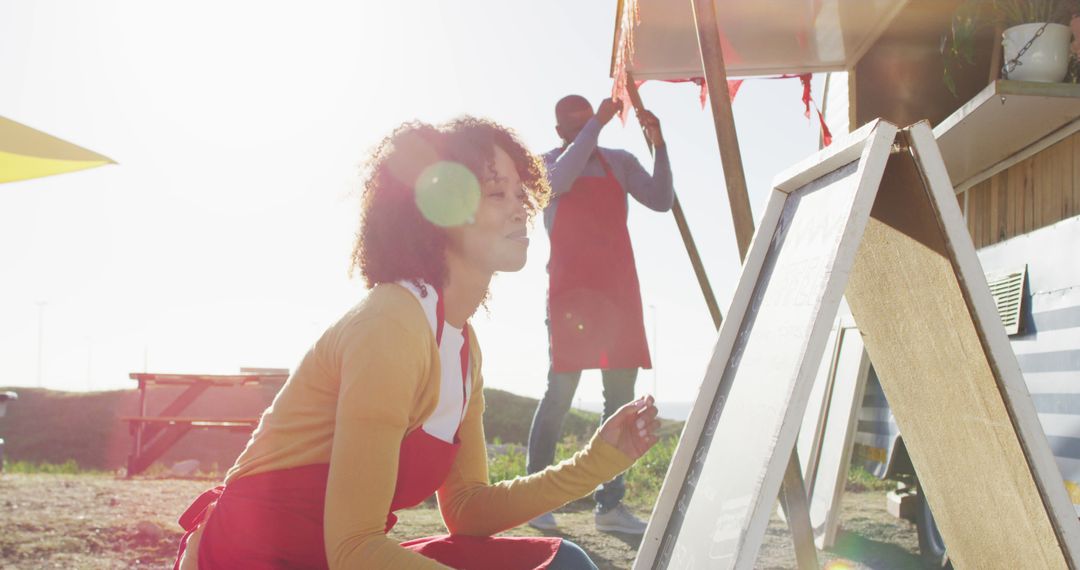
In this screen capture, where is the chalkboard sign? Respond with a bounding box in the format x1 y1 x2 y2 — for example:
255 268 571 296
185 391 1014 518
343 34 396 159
635 121 1080 569
635 121 897 570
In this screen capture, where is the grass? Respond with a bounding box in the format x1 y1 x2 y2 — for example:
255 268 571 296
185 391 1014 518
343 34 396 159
2 386 899 505
2 459 108 475
486 433 678 509
846 465 897 492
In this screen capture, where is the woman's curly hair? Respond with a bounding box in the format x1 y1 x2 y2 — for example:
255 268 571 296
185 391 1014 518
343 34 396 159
351 117 550 290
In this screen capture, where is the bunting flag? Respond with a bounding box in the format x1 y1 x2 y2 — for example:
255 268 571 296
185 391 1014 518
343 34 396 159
616 73 831 146
780 73 832 146
0 116 115 184
610 0 831 145
611 0 641 122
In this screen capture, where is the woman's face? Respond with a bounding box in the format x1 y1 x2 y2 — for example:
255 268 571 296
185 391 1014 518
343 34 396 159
446 145 529 276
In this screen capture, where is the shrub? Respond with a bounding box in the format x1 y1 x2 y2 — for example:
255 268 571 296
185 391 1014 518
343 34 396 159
2 459 106 475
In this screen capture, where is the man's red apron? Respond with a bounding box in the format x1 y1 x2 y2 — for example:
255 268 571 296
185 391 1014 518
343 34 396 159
173 297 561 569
548 152 651 373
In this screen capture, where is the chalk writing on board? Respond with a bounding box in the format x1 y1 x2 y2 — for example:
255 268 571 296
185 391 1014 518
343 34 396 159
709 495 751 561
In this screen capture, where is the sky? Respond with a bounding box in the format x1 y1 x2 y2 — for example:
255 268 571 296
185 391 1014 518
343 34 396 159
0 1 831 408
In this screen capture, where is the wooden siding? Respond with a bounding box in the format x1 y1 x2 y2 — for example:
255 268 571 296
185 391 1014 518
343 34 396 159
963 133 1080 248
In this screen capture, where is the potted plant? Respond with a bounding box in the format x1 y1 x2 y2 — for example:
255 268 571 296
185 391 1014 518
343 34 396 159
943 0 1080 95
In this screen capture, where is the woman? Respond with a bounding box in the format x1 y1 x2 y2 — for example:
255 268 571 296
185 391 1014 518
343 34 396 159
174 117 661 569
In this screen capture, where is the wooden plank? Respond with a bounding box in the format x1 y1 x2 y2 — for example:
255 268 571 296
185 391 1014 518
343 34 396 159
977 181 989 247
967 186 978 244
844 123 1080 569
1049 139 1068 225
128 424 194 476
691 0 754 259
985 177 998 247
139 382 212 442
778 454 819 570
1034 150 1045 230
129 372 287 386
635 120 897 570
1024 157 1036 234
1060 137 1073 219
996 172 1009 244
1073 132 1080 217
967 184 978 247
613 0 908 80
934 80 1080 190
1007 164 1021 239
1046 142 1060 226
973 181 986 248
119 417 259 425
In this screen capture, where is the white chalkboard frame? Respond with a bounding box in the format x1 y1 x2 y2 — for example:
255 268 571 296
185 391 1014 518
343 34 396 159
635 119 898 569
806 318 869 548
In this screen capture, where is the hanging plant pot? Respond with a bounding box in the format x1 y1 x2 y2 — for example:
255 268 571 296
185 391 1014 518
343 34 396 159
1002 22 1072 82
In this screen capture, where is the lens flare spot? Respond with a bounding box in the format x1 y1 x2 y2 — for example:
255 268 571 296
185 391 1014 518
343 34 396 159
415 161 480 227
824 560 856 570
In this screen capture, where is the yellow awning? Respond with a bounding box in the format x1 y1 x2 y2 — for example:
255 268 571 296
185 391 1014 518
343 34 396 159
0 116 115 184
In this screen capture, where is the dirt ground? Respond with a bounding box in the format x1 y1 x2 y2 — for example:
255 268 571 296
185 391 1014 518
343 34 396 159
0 473 934 569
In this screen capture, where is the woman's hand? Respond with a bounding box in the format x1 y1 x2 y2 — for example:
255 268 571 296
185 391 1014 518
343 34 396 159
598 395 661 460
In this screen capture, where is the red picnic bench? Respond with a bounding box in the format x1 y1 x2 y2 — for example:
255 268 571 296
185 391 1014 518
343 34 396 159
0 391 16 472
122 372 286 477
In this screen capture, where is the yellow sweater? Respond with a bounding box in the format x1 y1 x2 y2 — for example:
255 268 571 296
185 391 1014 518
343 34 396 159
223 283 635 569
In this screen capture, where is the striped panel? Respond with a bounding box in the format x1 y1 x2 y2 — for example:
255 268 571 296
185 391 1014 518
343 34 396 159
1016 297 1080 503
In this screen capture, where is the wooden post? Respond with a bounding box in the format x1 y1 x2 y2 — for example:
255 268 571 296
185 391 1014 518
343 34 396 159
624 76 724 329
688 1 817 567
690 0 755 260
780 455 822 567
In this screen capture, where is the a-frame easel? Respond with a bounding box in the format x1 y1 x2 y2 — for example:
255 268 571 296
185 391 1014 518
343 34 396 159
633 120 1080 569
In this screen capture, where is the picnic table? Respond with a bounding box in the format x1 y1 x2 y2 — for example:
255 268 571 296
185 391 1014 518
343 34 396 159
0 391 16 472
0 391 16 416
122 372 286 476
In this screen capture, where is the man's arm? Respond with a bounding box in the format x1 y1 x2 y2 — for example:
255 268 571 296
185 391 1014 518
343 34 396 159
546 98 622 197
621 110 674 212
544 118 602 197
619 146 674 212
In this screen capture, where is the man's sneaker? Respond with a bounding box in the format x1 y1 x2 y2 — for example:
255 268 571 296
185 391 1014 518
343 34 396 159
528 512 558 531
594 503 648 534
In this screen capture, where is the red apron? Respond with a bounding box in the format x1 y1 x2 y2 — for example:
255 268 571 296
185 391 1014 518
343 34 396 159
174 298 561 569
548 152 651 373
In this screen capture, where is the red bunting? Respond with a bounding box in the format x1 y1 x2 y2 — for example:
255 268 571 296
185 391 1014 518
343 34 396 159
774 74 833 146
616 74 831 146
609 0 831 145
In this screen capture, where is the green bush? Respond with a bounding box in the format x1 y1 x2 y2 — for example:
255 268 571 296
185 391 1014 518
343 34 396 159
488 445 527 483
846 465 895 492
624 435 677 508
2 458 106 475
485 434 678 510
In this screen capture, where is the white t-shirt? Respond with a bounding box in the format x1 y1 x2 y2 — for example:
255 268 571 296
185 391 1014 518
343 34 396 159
398 280 472 443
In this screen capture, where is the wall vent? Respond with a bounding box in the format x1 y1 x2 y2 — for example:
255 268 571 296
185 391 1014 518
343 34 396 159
986 266 1027 336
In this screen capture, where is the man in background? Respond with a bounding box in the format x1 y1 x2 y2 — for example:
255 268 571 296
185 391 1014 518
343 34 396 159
526 95 674 534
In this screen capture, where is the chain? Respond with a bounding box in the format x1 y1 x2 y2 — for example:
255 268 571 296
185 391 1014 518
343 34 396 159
1003 22 1050 78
